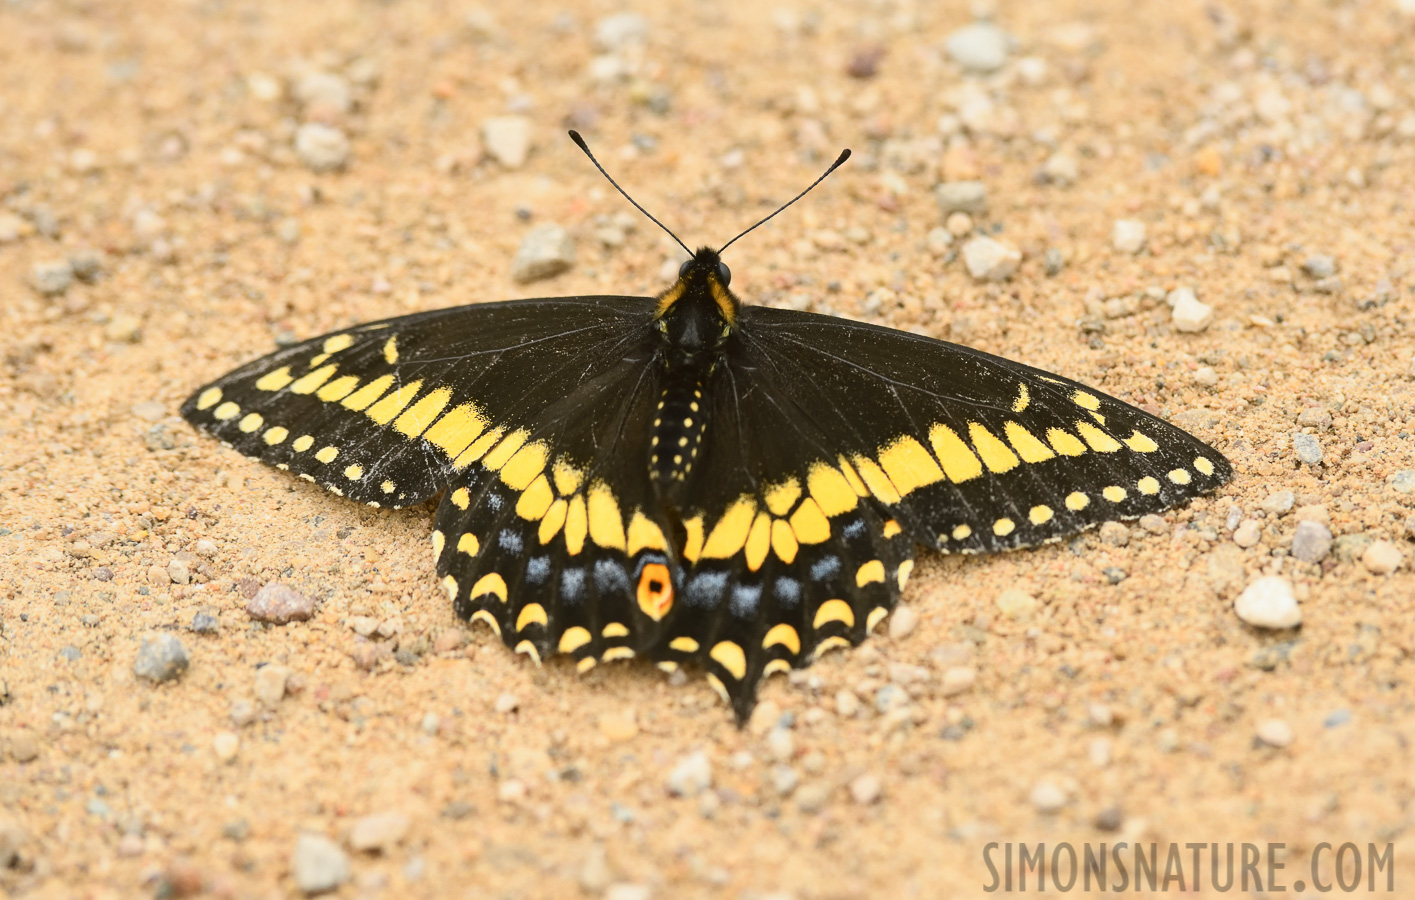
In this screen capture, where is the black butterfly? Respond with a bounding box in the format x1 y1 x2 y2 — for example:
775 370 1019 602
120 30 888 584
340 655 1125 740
181 133 1231 721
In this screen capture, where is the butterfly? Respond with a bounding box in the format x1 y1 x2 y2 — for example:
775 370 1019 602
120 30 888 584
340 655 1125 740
181 132 1232 722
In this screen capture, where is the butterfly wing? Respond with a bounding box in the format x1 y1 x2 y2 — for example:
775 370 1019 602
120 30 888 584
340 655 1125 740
180 297 654 508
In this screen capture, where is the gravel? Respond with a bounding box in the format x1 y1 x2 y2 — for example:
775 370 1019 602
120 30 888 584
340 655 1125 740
1234 577 1302 629
1290 520 1333 562
1112 219 1148 254
1261 490 1295 514
349 811 410 853
254 664 292 707
939 666 977 696
294 71 353 116
511 223 575 282
481 115 533 168
291 833 351 894
31 260 74 296
944 22 1010 73
1302 254 1336 278
961 235 1020 281
133 634 189 682
667 750 713 797
191 611 220 634
933 180 987 215
1040 152 1078 185
1233 520 1263 548
247 583 313 624
1362 540 1402 575
1170 287 1213 333
1292 432 1324 465
294 123 350 172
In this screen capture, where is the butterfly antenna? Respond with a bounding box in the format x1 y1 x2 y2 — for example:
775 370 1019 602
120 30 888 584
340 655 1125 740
718 149 851 254
568 130 693 258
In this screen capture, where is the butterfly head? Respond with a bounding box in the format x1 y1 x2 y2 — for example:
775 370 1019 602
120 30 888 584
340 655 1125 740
654 246 739 361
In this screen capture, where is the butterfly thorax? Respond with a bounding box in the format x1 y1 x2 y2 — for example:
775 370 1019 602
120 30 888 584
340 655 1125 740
649 247 738 495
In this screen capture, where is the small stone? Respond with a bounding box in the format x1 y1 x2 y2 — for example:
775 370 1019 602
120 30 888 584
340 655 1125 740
229 700 256 727
771 764 799 796
347 616 379 637
191 611 220 634
1112 219 1147 255
106 314 143 343
945 211 973 237
1261 490 1295 514
494 692 519 714
194 538 218 557
1040 152 1078 185
247 583 314 624
1255 718 1294 748
1302 254 1336 279
887 603 918 639
9 732 39 763
1088 704 1114 727
1170 287 1213 333
212 730 240 762
961 235 1020 282
69 250 102 282
874 684 909 715
511 223 575 283
945 21 1010 73
166 559 191 585
934 180 987 215
134 634 189 683
848 771 882 805
605 884 652 900
925 226 953 256
294 71 353 116
1387 470 1415 495
294 123 350 172
995 588 1038 621
1094 806 1124 831
765 727 795 761
595 12 648 50
31 260 74 296
1138 514 1167 534
433 628 467 653
1089 737 1112 766
1233 520 1263 548
1098 521 1130 546
1362 540 1402 575
0 212 29 243
276 218 302 244
1044 247 1066 276
845 46 885 79
834 690 861 718
796 783 830 813
481 115 533 168
1193 366 1219 386
940 666 976 697
667 750 713 797
598 709 639 742
1030 780 1068 813
1234 576 1301 629
254 664 292 707
1290 521 1333 563
1292 432 1324 465
291 833 351 895
349 811 410 853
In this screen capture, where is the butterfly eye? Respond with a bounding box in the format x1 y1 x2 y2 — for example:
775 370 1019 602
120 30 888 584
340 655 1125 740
716 262 731 286
678 259 693 278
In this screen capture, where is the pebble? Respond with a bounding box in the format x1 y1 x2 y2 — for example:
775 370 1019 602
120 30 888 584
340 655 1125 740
1290 521 1333 563
1234 576 1301 629
995 588 1038 621
605 884 653 900
1030 780 1068 813
924 227 952 256
1040 152 1078 185
166 559 191 585
1255 719 1294 748
254 664 292 707
1292 432 1324 465
349 811 410 853
229 700 256 727
1169 287 1212 332
433 628 467 653
595 12 648 50
765 727 795 761
31 260 74 296
939 666 977 696
848 771 882 805
1098 521 1129 546
1362 540 1402 575
796 783 830 813
1088 703 1114 727
0 212 29 243
834 690 861 718
134 634 189 683
212 730 240 763
291 833 351 895
1138 514 1167 534
666 750 713 797
1261 490 1295 514
598 709 639 742
1233 520 1263 548
944 22 1010 73
874 684 909 714
1388 471 1415 495
294 123 350 172
1043 247 1066 275
511 223 575 283
9 732 40 763
1302 254 1336 278
887 603 917 639
961 235 1020 282
481 115 533 168
247 583 313 624
1112 219 1147 254
771 765 799 797
69 250 102 282
194 538 218 557
934 180 987 215
944 211 973 237
494 692 519 714
294 71 353 116
1193 366 1218 386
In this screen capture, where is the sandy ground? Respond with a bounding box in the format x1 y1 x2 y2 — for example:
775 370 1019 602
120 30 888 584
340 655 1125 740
3 0 1415 897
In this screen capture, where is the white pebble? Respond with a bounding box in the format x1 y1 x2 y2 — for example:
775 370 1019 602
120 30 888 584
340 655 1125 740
1029 780 1068 813
594 12 649 51
995 588 1038 621
939 666 976 697
1362 540 1403 575
1088 737 1112 767
494 692 519 714
848 771 882 805
1234 576 1302 629
1112 219 1147 254
291 833 351 895
667 750 713 797
294 123 350 172
294 71 352 115
481 115 533 168
887 604 918 640
1170 287 1213 333
1255 718 1294 748
511 223 575 283
212 730 240 763
834 690 861 718
1193 366 1219 386
945 22 1010 73
961 235 1020 282
254 665 291 707
348 811 410 853
1233 520 1262 548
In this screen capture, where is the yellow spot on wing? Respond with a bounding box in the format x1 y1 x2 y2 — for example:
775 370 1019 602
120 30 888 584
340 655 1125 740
930 423 983 482
1138 476 1160 495
482 430 529 471
431 530 445 559
315 446 339 463
263 426 288 445
471 573 507 603
1075 421 1122 452
365 380 424 425
500 442 549 491
763 623 801 655
539 499 567 544
516 603 548 631
382 336 398 364
552 460 583 495
969 422 1020 473
213 401 240 421
1065 491 1089 511
807 463 858 516
559 627 591 654
450 487 470 510
1029 505 1053 525
381 480 396 494
681 516 704 562
813 635 851 658
1012 382 1030 412
457 533 479 555
564 494 588 555
1124 431 1159 452
770 519 799 564
424 403 486 459
344 464 363 480
852 455 901 505
1005 421 1056 463
702 496 756 559
196 387 222 409
307 353 329 369
515 641 541 666
602 622 630 638
763 477 802 517
882 519 902 538
1072 390 1101 411
341 374 393 411
238 413 263 433
710 641 747 680
814 599 855 629
290 364 337 395
867 607 889 631
1103 485 1127 502
255 367 293 391
1047 427 1087 456
836 457 868 496
1194 456 1215 476
471 610 500 635
453 427 504 469
587 482 626 551
993 518 1015 536
1168 468 1191 485
670 636 699 653
292 435 314 452
393 386 452 437
855 559 885 586
516 474 554 520
763 659 791 679
896 560 914 590
877 436 944 496
744 512 771 571
323 334 354 355
627 512 667 555
316 375 360 402
952 523 972 540
788 498 830 545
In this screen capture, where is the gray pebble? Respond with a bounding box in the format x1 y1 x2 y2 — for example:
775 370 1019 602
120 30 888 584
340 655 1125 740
69 250 103 283
291 833 351 895
1098 521 1129 546
771 764 799 797
1302 254 1336 278
59 645 81 661
294 123 350 172
143 423 175 451
1387 470 1415 495
246 583 314 624
944 22 1010 73
666 750 713 797
933 180 987 215
1290 520 1333 563
1043 247 1065 276
511 223 575 283
191 611 220 634
1138 514 1167 534
133 634 189 683
31 260 74 296
1323 709 1352 728
1292 432 1323 465
874 684 909 714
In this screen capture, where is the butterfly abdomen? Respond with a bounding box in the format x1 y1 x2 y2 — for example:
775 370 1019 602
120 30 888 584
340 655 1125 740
650 367 708 490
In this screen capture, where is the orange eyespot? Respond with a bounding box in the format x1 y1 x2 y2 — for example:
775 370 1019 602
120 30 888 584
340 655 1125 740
636 562 673 621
